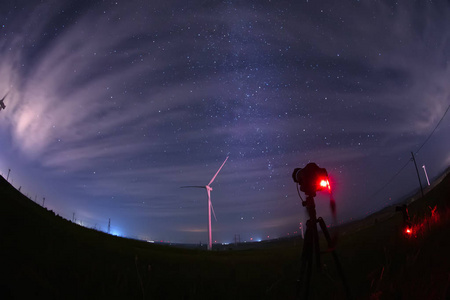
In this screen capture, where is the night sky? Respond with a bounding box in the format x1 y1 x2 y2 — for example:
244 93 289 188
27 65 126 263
1 0 449 244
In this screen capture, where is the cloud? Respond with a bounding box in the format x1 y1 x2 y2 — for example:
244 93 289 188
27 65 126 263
1 0 449 243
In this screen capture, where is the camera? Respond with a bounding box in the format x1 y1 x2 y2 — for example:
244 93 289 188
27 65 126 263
292 162 329 196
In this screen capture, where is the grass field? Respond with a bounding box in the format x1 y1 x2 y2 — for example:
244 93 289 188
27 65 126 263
1 173 449 299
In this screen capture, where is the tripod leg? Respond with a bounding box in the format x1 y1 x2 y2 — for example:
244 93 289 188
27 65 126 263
318 217 352 299
312 220 322 270
297 220 314 299
317 217 334 249
305 223 314 299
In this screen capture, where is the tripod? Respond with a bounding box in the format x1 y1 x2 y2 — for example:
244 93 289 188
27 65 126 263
296 195 351 299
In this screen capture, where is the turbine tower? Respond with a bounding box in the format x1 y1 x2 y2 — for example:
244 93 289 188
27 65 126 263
181 156 229 250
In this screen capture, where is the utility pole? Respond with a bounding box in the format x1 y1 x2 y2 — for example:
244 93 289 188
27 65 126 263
7 169 10 181
234 234 240 246
422 165 430 186
411 152 424 198
73 212 75 222
108 218 111 234
42 197 45 207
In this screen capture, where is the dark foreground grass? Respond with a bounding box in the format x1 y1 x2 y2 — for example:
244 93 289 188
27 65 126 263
0 173 449 299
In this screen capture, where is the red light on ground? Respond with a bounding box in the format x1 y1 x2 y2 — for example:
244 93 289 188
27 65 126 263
405 227 413 235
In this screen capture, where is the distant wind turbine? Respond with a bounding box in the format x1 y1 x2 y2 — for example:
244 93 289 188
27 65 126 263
181 156 229 251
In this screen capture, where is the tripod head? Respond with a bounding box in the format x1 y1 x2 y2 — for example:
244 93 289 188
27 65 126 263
302 195 318 222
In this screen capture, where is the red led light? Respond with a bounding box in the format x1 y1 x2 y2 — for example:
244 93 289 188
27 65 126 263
318 178 331 191
404 227 413 237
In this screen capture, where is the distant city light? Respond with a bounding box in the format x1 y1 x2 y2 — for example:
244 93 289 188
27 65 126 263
110 229 122 237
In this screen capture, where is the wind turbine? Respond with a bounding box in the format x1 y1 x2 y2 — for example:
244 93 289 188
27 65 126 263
181 156 229 250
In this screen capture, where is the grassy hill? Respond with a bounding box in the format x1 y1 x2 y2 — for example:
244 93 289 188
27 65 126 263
0 173 449 299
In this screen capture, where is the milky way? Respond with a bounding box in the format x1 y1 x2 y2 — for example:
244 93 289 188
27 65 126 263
0 1 449 243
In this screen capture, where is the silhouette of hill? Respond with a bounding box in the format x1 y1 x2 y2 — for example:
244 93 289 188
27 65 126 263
1 172 449 299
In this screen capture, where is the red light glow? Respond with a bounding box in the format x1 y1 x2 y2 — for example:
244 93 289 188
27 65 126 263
318 179 331 191
403 206 444 239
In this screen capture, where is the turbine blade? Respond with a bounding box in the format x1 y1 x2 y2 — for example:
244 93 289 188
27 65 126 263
210 201 217 222
208 156 229 186
180 186 206 188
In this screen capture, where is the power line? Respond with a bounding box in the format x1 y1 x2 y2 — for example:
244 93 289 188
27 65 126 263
415 102 450 154
369 158 411 199
369 101 450 199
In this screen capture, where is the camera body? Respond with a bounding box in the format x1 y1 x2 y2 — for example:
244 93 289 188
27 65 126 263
292 162 329 197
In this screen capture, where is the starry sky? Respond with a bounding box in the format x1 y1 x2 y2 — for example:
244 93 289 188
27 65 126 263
0 0 449 244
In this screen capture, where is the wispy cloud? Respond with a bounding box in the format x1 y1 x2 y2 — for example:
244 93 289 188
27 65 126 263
0 0 449 243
